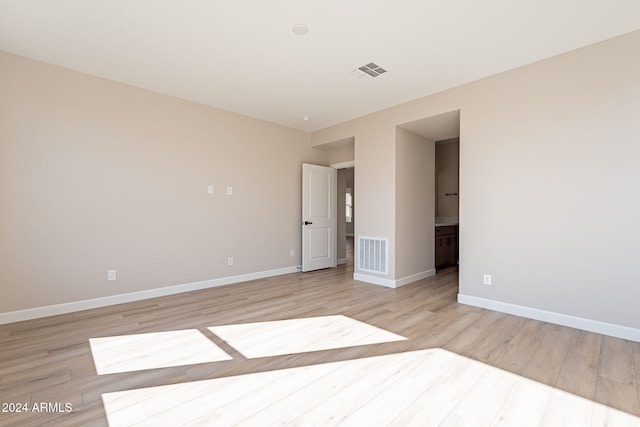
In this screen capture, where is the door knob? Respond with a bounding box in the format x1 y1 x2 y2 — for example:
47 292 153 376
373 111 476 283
304 221 313 225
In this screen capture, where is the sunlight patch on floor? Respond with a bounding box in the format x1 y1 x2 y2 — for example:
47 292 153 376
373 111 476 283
101 348 640 426
208 315 407 358
89 329 232 375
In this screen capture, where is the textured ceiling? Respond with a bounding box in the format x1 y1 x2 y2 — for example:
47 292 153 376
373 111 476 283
1 1 639 131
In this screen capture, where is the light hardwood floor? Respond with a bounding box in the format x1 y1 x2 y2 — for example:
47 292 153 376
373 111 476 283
1 242 639 426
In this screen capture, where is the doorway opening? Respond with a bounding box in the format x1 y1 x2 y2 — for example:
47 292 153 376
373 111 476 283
309 137 355 273
333 163 355 271
396 110 460 278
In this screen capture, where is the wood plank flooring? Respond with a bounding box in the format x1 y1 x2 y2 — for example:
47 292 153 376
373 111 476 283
1 245 639 426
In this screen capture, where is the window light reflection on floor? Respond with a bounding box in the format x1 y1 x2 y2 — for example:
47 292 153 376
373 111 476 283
101 348 640 426
89 329 232 375
208 314 407 358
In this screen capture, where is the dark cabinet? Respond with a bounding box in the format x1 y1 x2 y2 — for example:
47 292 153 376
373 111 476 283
435 225 458 270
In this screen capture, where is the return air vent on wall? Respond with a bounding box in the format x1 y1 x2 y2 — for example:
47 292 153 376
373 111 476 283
351 62 388 79
358 237 388 274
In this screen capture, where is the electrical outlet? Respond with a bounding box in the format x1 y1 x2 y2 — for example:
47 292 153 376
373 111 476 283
226 186 233 195
290 249 295 258
207 185 214 194
227 256 234 266
107 270 117 281
483 274 492 285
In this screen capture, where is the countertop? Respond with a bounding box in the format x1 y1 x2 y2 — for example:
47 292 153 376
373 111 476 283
435 217 458 227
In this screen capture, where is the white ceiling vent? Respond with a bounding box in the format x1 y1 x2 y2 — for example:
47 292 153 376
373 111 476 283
351 62 387 79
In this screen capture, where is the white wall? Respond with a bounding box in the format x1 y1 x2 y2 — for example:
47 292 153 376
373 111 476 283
312 30 640 335
3 29 640 337
0 51 329 315
458 31 640 334
395 128 435 282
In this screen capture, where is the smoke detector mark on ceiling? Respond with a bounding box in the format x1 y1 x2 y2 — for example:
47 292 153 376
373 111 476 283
352 62 387 79
292 24 309 35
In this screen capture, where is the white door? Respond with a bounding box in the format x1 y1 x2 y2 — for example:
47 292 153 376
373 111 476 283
302 163 337 272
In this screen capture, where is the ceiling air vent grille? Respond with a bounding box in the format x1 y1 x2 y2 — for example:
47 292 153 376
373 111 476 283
352 62 387 79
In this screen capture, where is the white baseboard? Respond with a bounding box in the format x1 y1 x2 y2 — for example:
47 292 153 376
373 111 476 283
338 258 347 265
353 273 396 288
458 294 640 343
0 266 300 325
395 270 436 287
354 269 436 289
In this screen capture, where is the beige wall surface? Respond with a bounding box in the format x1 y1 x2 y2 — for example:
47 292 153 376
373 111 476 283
312 30 640 329
0 51 329 313
325 143 354 165
395 128 435 280
3 29 640 330
358 122 398 280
